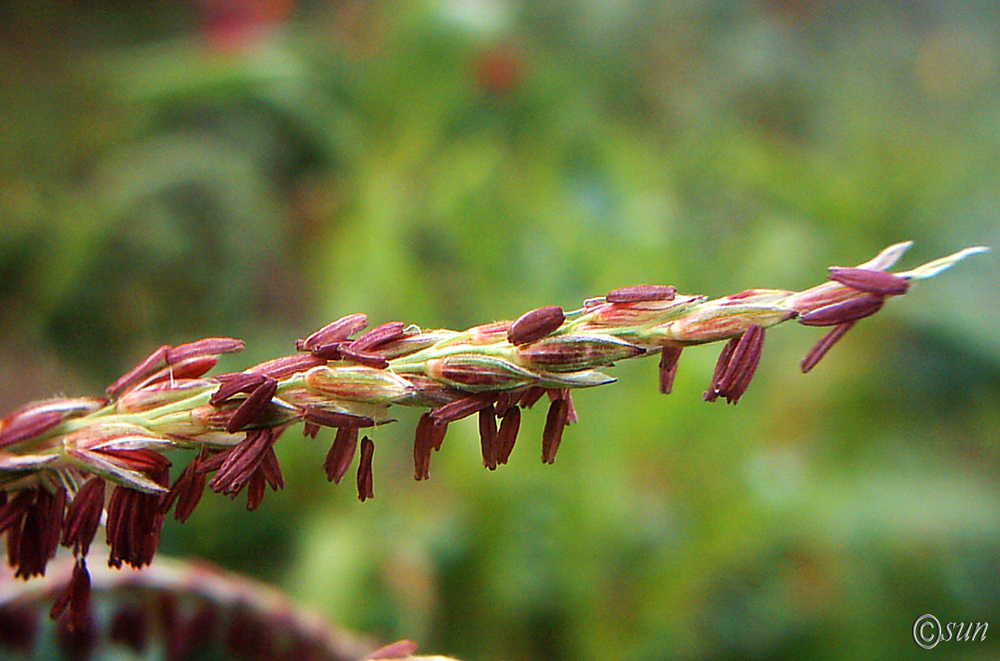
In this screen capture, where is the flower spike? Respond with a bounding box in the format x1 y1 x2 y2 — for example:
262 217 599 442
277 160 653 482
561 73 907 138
0 241 983 626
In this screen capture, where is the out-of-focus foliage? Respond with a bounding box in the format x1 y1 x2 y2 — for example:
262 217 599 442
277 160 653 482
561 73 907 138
1 1 998 659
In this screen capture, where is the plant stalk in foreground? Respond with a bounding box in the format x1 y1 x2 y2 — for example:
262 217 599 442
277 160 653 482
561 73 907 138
0 241 986 634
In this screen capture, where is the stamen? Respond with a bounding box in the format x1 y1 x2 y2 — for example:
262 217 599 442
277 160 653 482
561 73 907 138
605 284 676 303
210 373 266 407
225 377 278 433
517 386 547 409
301 406 376 428
430 419 448 451
801 321 855 373
166 338 245 363
209 430 267 495
161 456 206 523
246 354 325 379
346 322 407 352
61 478 105 556
658 345 683 394
338 346 391 369
296 313 369 351
718 325 765 405
430 392 498 423
496 406 520 465
324 426 358 484
357 437 375 501
828 267 909 296
479 405 498 470
703 337 737 402
541 396 570 464
413 413 434 481
106 346 169 397
508 306 565 345
310 343 343 360
49 557 90 633
799 293 884 327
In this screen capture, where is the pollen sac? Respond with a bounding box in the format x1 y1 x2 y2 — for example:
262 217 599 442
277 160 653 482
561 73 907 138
479 405 498 470
324 426 359 484
516 334 645 372
496 406 521 465
246 354 326 380
210 373 267 407
347 321 407 351
800 321 855 373
605 284 676 303
798 293 884 327
541 396 570 464
508 306 565 345
296 313 369 351
357 436 375 501
338 346 391 369
300 405 376 429
828 267 909 296
704 325 766 405
225 377 279 433
413 413 435 481
658 345 684 395
430 392 498 423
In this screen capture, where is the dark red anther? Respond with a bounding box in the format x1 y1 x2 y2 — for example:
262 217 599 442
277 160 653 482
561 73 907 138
61 478 105 556
338 345 391 369
106 483 166 570
801 321 856 373
296 313 369 351
704 325 765 405
346 321 407 352
605 284 676 303
829 267 909 296
703 337 736 403
49 558 91 633
301 406 376 429
479 405 498 470
225 377 278 433
210 373 267 407
10 486 66 579
430 418 448 451
161 455 207 523
166 338 245 363
430 392 498 423
310 343 343 360
517 386 547 409
324 426 358 484
413 413 435 481
658 345 684 395
246 354 326 379
357 437 375 502
541 396 570 464
496 406 521 465
507 306 565 345
799 293 884 327
106 346 169 397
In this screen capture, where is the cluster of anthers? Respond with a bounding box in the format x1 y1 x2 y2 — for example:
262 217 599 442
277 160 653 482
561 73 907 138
0 242 985 633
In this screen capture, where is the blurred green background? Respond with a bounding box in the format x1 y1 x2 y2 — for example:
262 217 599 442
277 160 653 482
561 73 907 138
1 1 999 659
